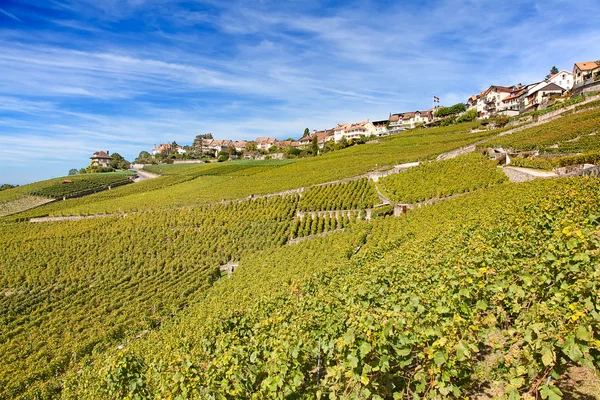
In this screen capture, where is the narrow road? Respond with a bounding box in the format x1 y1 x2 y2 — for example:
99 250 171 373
502 166 557 183
130 166 159 182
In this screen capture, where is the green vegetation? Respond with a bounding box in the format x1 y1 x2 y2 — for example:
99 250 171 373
434 102 466 118
30 172 133 199
378 153 507 203
4 110 600 399
62 178 600 399
298 178 380 211
511 150 600 171
484 107 600 154
0 172 134 217
0 195 298 398
290 211 359 239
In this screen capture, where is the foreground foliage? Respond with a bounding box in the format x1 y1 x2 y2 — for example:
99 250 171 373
64 178 600 399
0 196 298 398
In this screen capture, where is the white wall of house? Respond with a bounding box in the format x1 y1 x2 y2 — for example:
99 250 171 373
548 70 573 90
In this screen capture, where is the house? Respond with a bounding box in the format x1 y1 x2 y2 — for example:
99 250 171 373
466 95 479 110
402 110 433 129
275 140 300 149
521 82 564 113
298 134 313 146
195 138 214 154
333 121 376 142
255 137 277 151
388 114 404 133
153 143 171 155
498 85 527 117
313 129 335 147
477 85 515 118
233 141 247 152
90 151 112 168
372 120 389 136
573 61 600 86
547 70 574 91
209 140 234 156
243 151 260 159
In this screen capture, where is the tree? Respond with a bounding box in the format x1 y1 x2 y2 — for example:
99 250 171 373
68 169 78 176
135 151 151 164
217 151 229 162
194 134 213 155
546 66 559 80
110 153 131 170
303 128 310 137
0 183 17 191
246 142 258 152
311 134 319 155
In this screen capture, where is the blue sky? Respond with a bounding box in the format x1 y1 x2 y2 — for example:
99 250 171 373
0 0 599 184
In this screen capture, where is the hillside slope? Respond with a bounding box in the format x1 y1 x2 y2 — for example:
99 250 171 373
64 178 600 399
1 113 600 399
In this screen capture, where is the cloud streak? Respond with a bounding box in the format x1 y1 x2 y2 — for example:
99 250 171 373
0 8 22 22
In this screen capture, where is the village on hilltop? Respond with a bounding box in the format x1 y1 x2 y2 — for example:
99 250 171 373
138 60 599 164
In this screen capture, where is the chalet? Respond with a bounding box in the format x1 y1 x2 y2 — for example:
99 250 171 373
573 61 600 86
255 137 277 151
90 151 112 168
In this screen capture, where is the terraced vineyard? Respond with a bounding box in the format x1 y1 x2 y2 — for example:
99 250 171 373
0 172 134 217
63 178 600 399
0 196 297 398
483 107 600 154
298 178 380 211
3 111 600 399
378 152 507 203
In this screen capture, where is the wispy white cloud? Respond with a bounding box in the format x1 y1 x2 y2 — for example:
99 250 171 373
0 8 22 22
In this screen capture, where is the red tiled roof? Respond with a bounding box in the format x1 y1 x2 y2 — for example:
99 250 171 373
575 61 600 71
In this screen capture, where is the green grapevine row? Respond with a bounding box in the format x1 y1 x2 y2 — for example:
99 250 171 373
378 152 507 203
298 178 379 211
483 107 600 153
0 195 299 399
63 177 600 399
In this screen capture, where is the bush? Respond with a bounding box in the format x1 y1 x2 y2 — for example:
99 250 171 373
434 103 466 118
456 109 478 123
